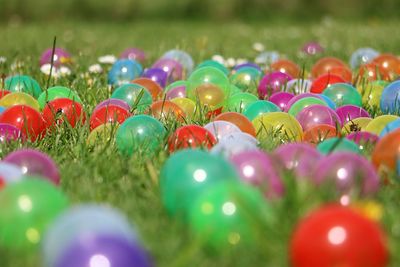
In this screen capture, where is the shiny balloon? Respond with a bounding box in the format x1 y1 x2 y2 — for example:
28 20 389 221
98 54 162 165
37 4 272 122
322 83 362 107
149 100 186 122
311 57 347 78
358 80 387 108
0 123 22 142
380 80 400 114
210 138 258 159
372 128 400 172
317 137 361 155
365 115 399 135
303 124 338 145
168 125 216 153
152 58 183 82
111 83 152 113
257 72 292 99
301 42 324 55
142 68 168 88
223 92 258 113
371 53 400 81
0 92 40 110
43 98 85 129
269 92 295 111
196 60 229 75
336 105 370 126
310 74 346 94
214 112 256 137
37 86 82 110
120 47 146 63
108 59 142 86
288 97 328 117
342 117 372 134
349 47 379 69
40 48 72 67
162 49 194 75
170 97 196 117
286 79 312 94
204 121 242 141
5 75 42 98
132 78 163 100
86 123 119 148
93 98 130 113
243 100 280 121
296 104 340 132
284 93 322 112
270 59 301 78
89 105 131 131
164 81 187 100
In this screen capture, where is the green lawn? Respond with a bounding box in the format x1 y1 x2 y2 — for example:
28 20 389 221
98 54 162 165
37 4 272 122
1 20 400 267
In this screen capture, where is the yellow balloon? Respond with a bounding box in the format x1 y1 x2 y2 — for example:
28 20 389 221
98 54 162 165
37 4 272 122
364 115 399 135
193 84 225 109
351 200 383 222
0 92 40 111
87 123 119 148
171 97 196 117
342 117 372 135
252 112 303 142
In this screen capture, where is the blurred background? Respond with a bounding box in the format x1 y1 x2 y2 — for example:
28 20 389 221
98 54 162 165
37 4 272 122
0 0 399 22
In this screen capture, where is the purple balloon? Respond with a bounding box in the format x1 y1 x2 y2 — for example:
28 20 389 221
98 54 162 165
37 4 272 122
284 93 322 112
165 85 186 100
143 68 168 88
296 104 341 131
269 92 295 111
0 123 22 142
120 48 146 63
257 72 292 99
55 234 153 267
313 152 379 197
152 58 183 82
233 63 261 72
230 150 284 198
40 48 71 67
301 42 324 55
335 105 370 125
274 143 322 178
4 149 60 185
94 99 130 113
346 131 379 145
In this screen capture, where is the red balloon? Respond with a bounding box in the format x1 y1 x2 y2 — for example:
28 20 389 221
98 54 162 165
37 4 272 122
310 74 346 93
89 104 131 131
0 105 46 141
168 125 217 153
291 205 388 267
311 57 347 78
329 66 353 82
42 98 86 129
358 63 390 82
0 90 11 99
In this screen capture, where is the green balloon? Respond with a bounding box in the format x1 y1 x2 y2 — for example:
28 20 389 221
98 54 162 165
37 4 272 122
38 86 82 109
230 67 261 91
196 60 229 75
288 97 327 117
111 83 152 113
5 75 42 99
317 137 361 155
243 100 280 121
223 92 258 113
164 80 187 93
0 178 68 250
116 115 166 156
229 84 243 96
323 83 362 107
160 149 240 217
188 180 273 250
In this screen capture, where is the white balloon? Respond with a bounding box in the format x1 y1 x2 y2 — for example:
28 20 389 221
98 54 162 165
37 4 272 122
220 132 259 145
204 121 242 141
0 162 24 183
211 138 258 158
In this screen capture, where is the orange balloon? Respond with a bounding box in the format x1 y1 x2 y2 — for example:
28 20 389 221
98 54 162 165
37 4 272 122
311 57 347 78
358 63 388 82
329 65 353 82
303 124 338 145
371 54 400 80
149 100 186 122
132 78 163 100
214 112 257 137
270 59 301 78
372 128 400 172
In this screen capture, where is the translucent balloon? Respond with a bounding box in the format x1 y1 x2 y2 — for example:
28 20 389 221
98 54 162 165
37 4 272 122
170 97 196 117
152 58 183 82
380 118 400 137
0 162 24 184
364 115 399 135
372 129 400 172
296 105 340 131
358 80 387 108
0 123 22 142
233 63 261 72
220 131 259 145
143 68 168 88
162 49 194 74
255 51 279 65
120 47 146 63
5 75 42 98
310 74 346 94
40 48 72 67
0 92 40 111
270 59 301 78
317 137 361 155
223 92 258 112
37 86 82 110
165 81 187 100
211 138 258 158
286 79 312 94
214 112 256 137
86 123 119 148
108 59 142 86
94 98 130 113
380 80 400 114
322 83 362 107
342 117 372 134
269 92 295 111
336 105 370 126
311 57 347 78
349 47 379 69
346 131 379 153
132 77 163 100
258 72 292 99
318 94 337 109
111 83 152 113
288 97 327 117
149 100 185 122
204 121 242 141
301 42 324 55
371 53 400 81
284 93 322 112
230 67 261 91
196 60 229 75
90 104 130 131
243 100 280 121
303 124 338 145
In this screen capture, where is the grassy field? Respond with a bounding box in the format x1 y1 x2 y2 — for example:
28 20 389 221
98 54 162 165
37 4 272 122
1 20 400 267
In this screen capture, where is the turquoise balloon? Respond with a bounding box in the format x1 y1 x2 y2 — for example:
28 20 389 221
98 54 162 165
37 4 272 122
322 83 362 107
223 92 258 113
243 100 280 121
230 67 262 91
317 137 361 155
5 75 42 98
116 115 166 156
196 60 229 75
160 149 240 217
37 86 82 109
111 83 152 113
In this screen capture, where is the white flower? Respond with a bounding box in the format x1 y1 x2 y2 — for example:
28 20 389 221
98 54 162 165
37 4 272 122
59 66 71 76
10 61 24 71
40 64 52 75
252 42 265 52
236 58 248 65
211 54 224 64
225 57 236 68
98 55 117 64
88 64 103 74
0 57 6 63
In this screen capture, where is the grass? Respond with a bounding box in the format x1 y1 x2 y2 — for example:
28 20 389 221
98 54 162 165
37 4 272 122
1 19 400 266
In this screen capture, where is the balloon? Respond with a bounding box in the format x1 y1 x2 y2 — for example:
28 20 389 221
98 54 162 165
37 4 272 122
0 179 68 250
162 49 194 74
317 137 361 155
219 131 258 145
358 62 389 81
243 100 280 121
349 47 379 69
0 92 40 110
303 124 338 145
284 93 322 112
93 98 130 113
318 94 337 109
296 105 340 132
214 112 256 137
288 97 327 117
170 97 196 117
120 47 146 63
160 149 239 216
116 115 166 156
257 72 292 99
255 51 280 65
347 131 379 153
358 80 387 108
380 80 400 114
204 121 242 141
108 59 142 86
323 83 362 107
40 48 71 67
336 105 370 126
342 117 372 134
142 68 168 88
42 98 85 129
37 86 82 110
372 128 400 172
132 78 163 100
380 118 400 137
290 205 388 267
270 59 301 78
210 138 258 159
152 58 183 82
0 162 24 184
253 112 303 142
274 143 322 178
310 73 346 93
43 204 138 267
230 150 284 197
188 180 273 249
364 115 399 135
286 79 312 94
371 53 400 80
111 83 152 113
269 92 295 111
301 42 324 55
196 60 229 75
149 100 185 122
233 63 261 72
0 123 22 142
164 81 187 100
167 125 217 153
89 105 131 131
223 92 258 112
5 75 42 98
329 65 353 82
4 149 60 185
86 123 119 148
311 57 347 78
230 67 261 91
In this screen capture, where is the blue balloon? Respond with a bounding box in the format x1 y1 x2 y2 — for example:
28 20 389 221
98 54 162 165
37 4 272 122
318 94 337 109
379 118 400 137
162 49 194 74
108 59 143 86
349 47 379 69
380 81 400 114
0 106 5 114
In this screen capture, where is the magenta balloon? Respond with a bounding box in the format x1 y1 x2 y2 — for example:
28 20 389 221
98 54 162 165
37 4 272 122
284 93 322 112
296 104 341 131
94 99 131 113
0 123 22 142
269 92 295 111
335 105 370 125
165 86 186 100
152 58 183 82
40 48 71 67
4 149 60 185
301 42 324 55
274 143 322 178
346 131 379 145
313 152 379 196
120 48 146 63
230 150 284 198
257 72 292 99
